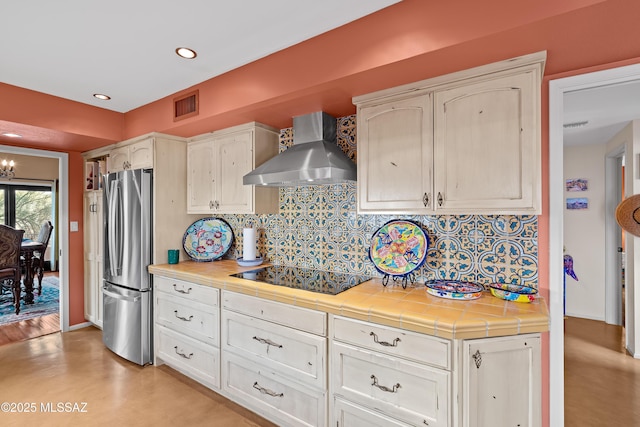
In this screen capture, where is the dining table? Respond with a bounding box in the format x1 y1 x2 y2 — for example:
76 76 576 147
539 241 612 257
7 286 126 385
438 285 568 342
20 240 46 305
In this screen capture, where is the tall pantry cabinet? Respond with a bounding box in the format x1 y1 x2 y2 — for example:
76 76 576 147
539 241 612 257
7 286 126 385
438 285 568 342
82 133 199 327
83 180 105 327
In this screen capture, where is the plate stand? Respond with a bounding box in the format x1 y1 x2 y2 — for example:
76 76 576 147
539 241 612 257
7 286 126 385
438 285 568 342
382 272 417 289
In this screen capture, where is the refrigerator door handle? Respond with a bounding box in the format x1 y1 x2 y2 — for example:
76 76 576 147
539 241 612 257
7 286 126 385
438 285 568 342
102 286 141 303
107 179 124 277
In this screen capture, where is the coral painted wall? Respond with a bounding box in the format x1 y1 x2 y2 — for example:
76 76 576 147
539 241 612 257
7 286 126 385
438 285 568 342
68 151 86 326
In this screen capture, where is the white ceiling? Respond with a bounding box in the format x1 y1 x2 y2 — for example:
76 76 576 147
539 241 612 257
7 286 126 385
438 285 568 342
563 80 640 146
0 0 399 113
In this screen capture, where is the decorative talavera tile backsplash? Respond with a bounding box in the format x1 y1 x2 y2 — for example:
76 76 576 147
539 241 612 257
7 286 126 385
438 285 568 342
220 115 538 289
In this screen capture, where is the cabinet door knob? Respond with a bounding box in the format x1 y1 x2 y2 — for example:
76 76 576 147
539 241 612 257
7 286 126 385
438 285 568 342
209 201 214 209
423 193 430 207
472 349 482 368
437 192 444 207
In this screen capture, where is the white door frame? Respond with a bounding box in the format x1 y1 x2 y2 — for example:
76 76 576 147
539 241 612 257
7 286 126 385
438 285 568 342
549 62 640 426
0 145 69 332
604 149 624 326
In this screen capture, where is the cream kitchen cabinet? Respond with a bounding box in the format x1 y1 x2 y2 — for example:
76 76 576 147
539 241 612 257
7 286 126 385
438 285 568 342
356 93 433 212
331 315 451 427
461 334 541 427
108 137 153 172
154 276 220 389
433 69 540 213
332 315 541 427
353 51 545 215
221 290 327 427
187 122 279 214
84 132 197 267
83 190 103 328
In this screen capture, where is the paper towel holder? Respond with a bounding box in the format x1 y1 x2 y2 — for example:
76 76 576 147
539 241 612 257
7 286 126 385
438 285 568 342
236 256 264 267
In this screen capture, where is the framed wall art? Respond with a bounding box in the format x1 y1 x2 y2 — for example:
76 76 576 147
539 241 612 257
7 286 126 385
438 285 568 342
566 178 588 192
566 197 588 210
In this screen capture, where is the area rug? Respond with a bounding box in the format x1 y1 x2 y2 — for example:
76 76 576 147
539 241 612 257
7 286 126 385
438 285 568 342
0 276 59 325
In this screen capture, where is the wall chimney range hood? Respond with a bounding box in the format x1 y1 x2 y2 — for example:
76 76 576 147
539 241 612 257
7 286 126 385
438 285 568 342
243 111 357 187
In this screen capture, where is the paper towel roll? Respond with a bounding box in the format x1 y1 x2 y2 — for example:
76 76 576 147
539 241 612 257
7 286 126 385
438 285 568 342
243 228 256 261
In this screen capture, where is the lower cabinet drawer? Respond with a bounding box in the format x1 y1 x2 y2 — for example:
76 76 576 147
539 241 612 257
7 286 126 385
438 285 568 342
332 342 450 427
222 310 326 389
155 275 219 305
222 352 326 427
156 293 219 345
333 397 412 427
222 290 326 336
156 325 220 389
332 316 451 370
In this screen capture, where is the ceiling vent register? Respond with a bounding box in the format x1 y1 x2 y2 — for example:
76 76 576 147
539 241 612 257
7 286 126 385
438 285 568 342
173 90 199 121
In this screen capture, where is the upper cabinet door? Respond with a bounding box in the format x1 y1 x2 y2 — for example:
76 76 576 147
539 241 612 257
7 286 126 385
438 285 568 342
357 94 433 213
187 139 215 214
433 70 540 213
216 130 254 213
109 146 130 172
109 138 154 172
128 138 154 170
186 122 279 215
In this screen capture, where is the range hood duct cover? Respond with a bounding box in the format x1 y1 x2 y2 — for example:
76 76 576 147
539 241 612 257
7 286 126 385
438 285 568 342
243 112 357 187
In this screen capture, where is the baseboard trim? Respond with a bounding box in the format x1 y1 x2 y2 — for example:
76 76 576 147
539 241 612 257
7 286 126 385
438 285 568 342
68 321 92 331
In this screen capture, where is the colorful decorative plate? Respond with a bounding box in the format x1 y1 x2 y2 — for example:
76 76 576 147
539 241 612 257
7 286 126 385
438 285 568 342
425 280 484 300
182 217 234 262
488 283 538 303
369 220 428 277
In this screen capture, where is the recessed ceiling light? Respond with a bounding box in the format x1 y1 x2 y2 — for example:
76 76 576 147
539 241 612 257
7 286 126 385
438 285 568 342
176 47 197 59
93 94 111 100
2 133 22 138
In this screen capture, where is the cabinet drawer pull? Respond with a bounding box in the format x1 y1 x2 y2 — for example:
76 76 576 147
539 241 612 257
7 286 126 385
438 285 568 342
253 336 283 351
252 382 284 398
370 375 401 393
174 346 193 359
174 311 194 322
369 332 400 347
172 284 192 294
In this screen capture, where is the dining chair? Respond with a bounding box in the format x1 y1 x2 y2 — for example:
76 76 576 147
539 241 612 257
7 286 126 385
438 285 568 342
31 220 53 295
0 224 25 315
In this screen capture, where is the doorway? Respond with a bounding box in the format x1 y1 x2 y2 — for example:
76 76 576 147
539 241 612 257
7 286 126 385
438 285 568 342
549 62 640 426
0 145 70 333
605 151 624 326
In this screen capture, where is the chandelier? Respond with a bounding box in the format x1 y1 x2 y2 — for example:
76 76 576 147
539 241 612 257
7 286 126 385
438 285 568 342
0 159 15 179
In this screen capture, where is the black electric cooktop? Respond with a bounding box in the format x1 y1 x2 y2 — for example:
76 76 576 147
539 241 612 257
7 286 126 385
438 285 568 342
231 265 370 295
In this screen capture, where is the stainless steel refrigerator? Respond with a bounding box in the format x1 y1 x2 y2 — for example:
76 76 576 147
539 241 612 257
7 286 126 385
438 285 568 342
102 168 153 365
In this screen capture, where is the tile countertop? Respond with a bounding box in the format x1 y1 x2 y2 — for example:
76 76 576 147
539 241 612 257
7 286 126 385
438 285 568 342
148 259 549 340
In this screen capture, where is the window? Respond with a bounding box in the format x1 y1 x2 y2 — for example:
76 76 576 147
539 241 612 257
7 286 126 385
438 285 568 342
1 184 53 240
